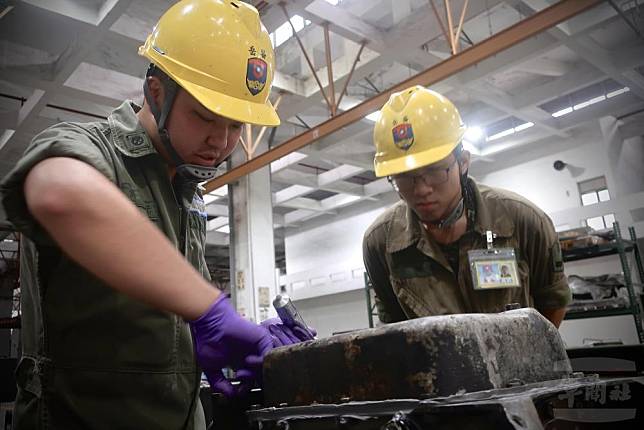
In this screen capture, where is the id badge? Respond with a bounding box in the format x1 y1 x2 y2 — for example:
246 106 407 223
468 247 521 290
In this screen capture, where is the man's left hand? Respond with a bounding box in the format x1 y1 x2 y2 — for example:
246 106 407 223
260 318 317 347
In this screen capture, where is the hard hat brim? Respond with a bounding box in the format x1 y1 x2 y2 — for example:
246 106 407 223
179 77 281 127
374 141 458 177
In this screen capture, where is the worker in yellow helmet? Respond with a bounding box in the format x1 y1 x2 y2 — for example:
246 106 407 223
363 86 571 328
1 1 311 428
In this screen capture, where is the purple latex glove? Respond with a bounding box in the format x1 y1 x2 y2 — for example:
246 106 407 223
260 318 317 347
189 295 273 398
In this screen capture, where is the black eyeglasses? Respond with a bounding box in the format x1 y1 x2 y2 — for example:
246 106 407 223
390 158 458 192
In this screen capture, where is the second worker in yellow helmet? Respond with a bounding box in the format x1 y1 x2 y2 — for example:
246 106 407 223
363 85 571 327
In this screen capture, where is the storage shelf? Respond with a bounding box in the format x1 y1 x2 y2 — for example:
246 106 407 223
564 307 634 320
559 224 642 343
562 241 634 262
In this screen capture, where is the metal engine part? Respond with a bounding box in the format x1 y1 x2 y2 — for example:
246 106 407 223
263 308 571 407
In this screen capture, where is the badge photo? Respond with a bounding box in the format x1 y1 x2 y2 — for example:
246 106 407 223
468 248 521 290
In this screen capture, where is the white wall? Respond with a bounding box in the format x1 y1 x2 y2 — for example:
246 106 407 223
283 206 390 336
477 121 644 235
477 140 607 215
292 289 371 338
284 207 387 275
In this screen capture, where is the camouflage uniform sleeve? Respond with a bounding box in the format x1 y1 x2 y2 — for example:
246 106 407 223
363 226 407 324
0 122 115 244
519 205 572 310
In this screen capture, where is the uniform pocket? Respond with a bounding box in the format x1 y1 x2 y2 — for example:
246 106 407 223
391 277 435 317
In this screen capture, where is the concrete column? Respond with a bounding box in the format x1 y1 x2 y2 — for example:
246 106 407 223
599 116 644 235
599 116 644 198
228 140 277 323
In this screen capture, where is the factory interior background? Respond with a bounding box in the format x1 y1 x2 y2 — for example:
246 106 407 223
1 0 644 390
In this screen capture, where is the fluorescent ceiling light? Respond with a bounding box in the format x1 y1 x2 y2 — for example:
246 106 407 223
551 87 629 118
573 95 605 110
607 87 629 98
365 111 380 122
324 0 341 4
464 126 484 141
514 122 534 132
485 122 533 142
552 107 573 118
486 128 515 142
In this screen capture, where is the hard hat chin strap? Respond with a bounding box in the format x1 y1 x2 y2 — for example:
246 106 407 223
143 64 219 182
426 197 464 229
426 157 470 230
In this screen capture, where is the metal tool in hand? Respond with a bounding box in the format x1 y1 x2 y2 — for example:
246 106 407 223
273 294 315 338
273 293 308 329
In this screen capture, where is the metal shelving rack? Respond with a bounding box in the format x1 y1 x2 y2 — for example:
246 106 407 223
563 222 644 344
364 272 378 328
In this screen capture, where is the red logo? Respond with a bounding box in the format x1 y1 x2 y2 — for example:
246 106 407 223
392 123 414 150
246 58 267 95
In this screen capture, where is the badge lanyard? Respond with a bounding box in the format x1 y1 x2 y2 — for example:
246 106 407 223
467 230 521 290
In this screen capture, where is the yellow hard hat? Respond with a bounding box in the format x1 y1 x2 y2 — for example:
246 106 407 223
139 0 280 126
373 85 464 177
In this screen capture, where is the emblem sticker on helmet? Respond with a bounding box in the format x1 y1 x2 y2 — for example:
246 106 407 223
392 123 415 150
247 57 267 95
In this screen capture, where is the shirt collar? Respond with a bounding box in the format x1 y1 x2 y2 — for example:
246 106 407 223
386 201 423 254
468 178 515 238
384 179 515 254
109 101 159 158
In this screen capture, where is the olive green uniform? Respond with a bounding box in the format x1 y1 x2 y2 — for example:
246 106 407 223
363 179 571 323
0 101 209 429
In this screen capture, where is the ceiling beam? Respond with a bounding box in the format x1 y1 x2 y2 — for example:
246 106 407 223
204 0 604 193
0 0 132 156
509 0 644 99
464 81 568 137
276 0 505 120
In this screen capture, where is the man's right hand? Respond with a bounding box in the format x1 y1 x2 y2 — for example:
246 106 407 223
189 295 273 398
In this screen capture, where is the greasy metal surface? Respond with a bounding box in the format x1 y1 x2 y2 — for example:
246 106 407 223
249 376 644 430
263 309 571 407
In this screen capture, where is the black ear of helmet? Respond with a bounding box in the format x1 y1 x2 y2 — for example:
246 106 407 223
453 142 469 191
143 64 218 182
143 63 183 167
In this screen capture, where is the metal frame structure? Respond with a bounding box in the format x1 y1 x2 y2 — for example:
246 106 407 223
429 0 470 55
614 223 644 343
246 375 644 429
204 0 603 193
